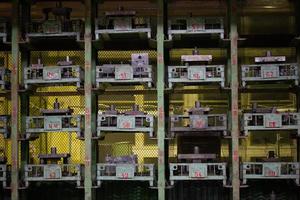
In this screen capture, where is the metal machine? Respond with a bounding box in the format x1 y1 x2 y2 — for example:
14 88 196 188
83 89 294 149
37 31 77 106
0 115 10 139
168 48 225 88
24 57 83 89
0 148 9 188
95 8 151 40
170 101 227 137
170 141 227 186
0 19 7 43
168 16 224 40
24 147 83 187
97 105 154 138
242 103 300 136
0 67 11 90
26 3 83 41
242 151 300 185
241 51 299 87
96 53 152 88
96 154 154 187
25 99 84 140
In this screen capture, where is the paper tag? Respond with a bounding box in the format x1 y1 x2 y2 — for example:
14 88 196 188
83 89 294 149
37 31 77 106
44 116 62 131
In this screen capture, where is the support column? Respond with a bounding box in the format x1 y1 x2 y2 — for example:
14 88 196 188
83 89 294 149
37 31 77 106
229 0 240 199
11 0 20 200
84 0 96 199
157 0 166 199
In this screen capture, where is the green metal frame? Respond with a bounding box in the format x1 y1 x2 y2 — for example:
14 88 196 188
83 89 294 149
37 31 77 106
11 1 20 200
229 0 240 199
6 0 300 200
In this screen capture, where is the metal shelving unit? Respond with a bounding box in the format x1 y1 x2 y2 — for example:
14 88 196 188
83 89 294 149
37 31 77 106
0 0 299 200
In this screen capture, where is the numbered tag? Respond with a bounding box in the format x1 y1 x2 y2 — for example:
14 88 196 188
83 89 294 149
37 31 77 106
189 163 207 178
115 65 133 80
262 66 279 79
187 17 205 31
117 116 136 129
116 164 135 179
188 66 206 80
44 116 62 131
190 115 208 129
44 165 62 179
264 114 282 128
114 18 132 30
263 163 280 177
43 68 61 80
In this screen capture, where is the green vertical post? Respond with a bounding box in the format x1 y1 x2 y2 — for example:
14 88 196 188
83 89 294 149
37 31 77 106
84 0 96 200
11 0 19 200
296 0 300 163
157 0 166 199
229 0 240 199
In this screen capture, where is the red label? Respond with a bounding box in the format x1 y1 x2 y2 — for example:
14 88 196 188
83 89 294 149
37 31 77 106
118 72 128 80
267 170 276 177
265 71 273 78
194 171 202 177
268 121 276 128
194 119 205 128
122 121 131 128
121 172 129 179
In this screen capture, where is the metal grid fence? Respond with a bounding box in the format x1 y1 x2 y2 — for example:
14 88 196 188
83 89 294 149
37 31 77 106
27 51 85 165
97 50 157 165
0 51 11 164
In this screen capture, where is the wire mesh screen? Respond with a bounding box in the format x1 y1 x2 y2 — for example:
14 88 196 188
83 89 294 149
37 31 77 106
97 49 158 165
0 51 11 164
168 92 229 161
27 51 84 165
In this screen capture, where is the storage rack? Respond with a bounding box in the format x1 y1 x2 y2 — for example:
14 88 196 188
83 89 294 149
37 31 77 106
0 0 299 200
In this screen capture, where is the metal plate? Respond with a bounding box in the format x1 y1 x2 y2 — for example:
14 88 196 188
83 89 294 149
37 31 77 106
44 116 62 131
264 114 282 128
181 55 212 62
44 165 62 179
43 68 61 80
261 66 279 79
114 17 132 30
117 116 136 129
190 115 208 129
188 66 206 80
42 20 61 34
116 164 135 179
187 17 205 31
115 65 133 80
263 163 280 177
255 56 286 63
189 163 207 178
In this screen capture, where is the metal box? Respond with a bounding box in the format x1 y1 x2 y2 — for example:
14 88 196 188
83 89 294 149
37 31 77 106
24 164 83 187
96 53 152 88
0 67 11 90
168 53 225 88
26 7 83 41
96 163 154 187
170 114 227 137
97 113 154 138
169 163 227 186
242 162 300 185
0 21 7 43
168 17 224 40
242 112 300 136
0 164 8 188
24 63 83 89
241 51 299 87
95 10 151 40
25 115 84 139
0 115 10 139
